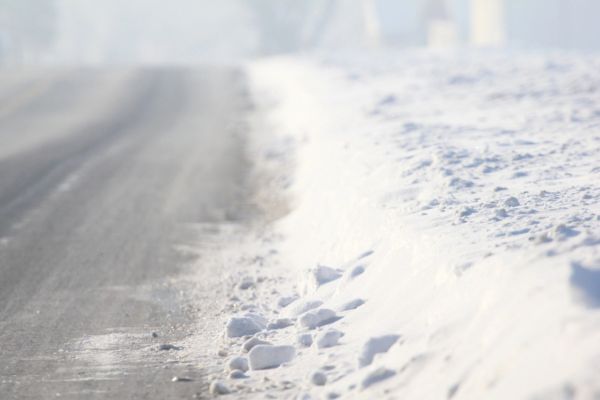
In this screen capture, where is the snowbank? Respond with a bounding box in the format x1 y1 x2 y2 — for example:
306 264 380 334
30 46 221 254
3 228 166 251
239 50 600 398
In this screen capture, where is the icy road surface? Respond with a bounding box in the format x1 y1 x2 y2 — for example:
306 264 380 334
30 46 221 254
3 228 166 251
0 68 252 399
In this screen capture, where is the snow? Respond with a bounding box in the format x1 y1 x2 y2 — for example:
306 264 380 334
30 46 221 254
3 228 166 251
267 318 294 330
297 308 340 330
242 337 271 353
227 356 249 372
248 344 296 370
225 315 265 338
297 333 313 348
309 370 327 386
209 380 231 395
348 265 365 279
277 295 298 308
316 329 344 349
229 369 247 379
229 49 600 398
361 367 396 389
288 299 323 317
238 276 255 290
339 298 365 312
357 335 401 368
305 265 342 292
570 262 600 308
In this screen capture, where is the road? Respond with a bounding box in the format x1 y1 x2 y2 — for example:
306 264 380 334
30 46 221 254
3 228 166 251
0 68 253 399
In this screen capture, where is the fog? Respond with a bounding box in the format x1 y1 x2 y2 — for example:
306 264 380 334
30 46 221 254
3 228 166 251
0 0 599 65
20 0 259 65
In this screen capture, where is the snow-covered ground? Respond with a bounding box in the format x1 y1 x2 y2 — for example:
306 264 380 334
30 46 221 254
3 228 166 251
211 50 600 399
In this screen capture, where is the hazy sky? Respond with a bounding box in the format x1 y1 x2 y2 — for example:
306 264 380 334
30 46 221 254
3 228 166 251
53 0 259 64
1 0 599 66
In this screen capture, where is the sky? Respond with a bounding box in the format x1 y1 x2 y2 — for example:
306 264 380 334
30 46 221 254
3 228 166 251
0 0 599 66
53 0 258 65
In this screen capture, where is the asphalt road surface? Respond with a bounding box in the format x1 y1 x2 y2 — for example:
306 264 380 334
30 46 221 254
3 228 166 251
0 68 253 399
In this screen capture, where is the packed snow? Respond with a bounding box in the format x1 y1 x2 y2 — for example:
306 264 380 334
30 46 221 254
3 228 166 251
309 370 328 387
248 345 296 370
226 315 265 338
315 329 344 349
298 308 340 330
227 356 249 372
208 49 600 398
358 335 401 368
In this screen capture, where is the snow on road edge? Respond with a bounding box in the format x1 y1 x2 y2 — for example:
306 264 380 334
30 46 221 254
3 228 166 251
213 52 600 399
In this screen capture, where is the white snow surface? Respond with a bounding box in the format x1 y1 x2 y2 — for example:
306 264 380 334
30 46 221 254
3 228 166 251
248 345 296 370
214 50 600 399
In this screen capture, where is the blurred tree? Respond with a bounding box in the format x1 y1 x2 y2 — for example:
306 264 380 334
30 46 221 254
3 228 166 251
246 0 379 53
0 0 58 63
246 0 319 54
425 0 449 20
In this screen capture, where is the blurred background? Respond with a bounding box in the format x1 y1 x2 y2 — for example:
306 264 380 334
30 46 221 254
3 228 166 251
1 0 599 66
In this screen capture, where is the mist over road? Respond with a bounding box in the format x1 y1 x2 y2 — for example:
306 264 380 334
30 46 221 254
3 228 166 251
0 68 252 399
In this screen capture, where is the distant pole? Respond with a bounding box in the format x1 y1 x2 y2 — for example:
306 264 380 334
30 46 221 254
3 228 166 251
362 0 381 47
470 0 506 46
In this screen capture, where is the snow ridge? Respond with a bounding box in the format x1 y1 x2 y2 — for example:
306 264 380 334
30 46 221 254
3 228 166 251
211 51 600 399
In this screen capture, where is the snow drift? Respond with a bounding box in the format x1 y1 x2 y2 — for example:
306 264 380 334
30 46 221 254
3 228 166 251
230 50 600 398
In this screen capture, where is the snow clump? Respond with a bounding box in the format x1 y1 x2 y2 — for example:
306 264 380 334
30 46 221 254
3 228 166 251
248 344 296 370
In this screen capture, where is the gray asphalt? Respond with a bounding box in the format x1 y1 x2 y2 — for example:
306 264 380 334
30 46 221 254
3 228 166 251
0 68 253 399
